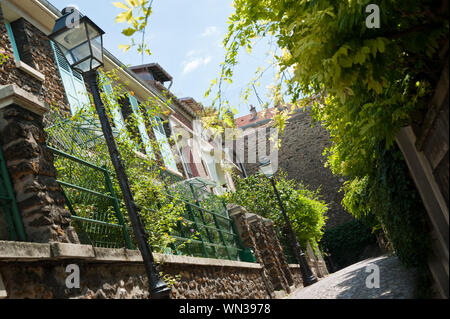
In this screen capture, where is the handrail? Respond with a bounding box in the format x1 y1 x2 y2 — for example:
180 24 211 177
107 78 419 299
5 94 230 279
56 180 115 200
47 146 108 172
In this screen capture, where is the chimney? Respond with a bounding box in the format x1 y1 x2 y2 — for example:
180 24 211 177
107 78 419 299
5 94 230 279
250 105 257 120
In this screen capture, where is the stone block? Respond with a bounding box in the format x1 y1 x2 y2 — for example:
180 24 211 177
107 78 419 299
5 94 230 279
0 241 51 260
0 85 47 115
50 242 95 259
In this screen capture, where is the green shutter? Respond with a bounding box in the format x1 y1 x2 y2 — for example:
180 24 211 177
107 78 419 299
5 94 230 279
51 41 89 115
128 94 154 157
152 116 179 172
101 78 126 134
4 21 20 61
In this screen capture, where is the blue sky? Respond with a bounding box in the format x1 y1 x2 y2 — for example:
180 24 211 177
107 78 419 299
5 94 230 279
53 0 279 118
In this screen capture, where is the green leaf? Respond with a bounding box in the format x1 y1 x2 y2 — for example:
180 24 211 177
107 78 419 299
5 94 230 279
118 44 131 52
126 0 139 7
115 11 131 23
122 28 136 36
113 2 129 9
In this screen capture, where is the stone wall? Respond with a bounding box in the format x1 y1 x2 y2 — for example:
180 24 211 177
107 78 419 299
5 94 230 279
0 13 71 115
228 204 329 295
278 110 353 229
0 103 79 243
0 7 79 243
0 241 271 299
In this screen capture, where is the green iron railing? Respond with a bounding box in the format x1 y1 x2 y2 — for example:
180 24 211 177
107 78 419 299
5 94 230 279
0 147 26 241
48 146 133 249
166 195 255 262
159 171 256 263
43 113 254 262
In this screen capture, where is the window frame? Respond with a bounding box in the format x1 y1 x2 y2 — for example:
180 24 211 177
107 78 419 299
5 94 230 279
4 20 20 61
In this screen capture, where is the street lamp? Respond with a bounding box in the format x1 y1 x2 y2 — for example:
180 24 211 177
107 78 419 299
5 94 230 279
258 159 318 286
49 7 171 299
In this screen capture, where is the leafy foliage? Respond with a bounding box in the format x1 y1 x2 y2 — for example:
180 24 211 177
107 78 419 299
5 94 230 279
342 143 431 268
210 0 447 174
109 0 446 283
223 170 327 250
113 0 153 57
210 0 447 277
0 50 8 65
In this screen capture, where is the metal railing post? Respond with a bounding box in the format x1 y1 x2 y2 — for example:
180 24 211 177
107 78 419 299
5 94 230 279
185 203 209 258
0 148 26 241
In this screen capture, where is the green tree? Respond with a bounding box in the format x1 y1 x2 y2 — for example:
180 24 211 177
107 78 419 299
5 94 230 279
210 0 447 277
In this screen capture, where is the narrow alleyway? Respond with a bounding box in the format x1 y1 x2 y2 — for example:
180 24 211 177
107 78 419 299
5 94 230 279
286 255 419 299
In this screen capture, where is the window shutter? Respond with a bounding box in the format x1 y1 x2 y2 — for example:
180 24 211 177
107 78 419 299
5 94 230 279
4 21 20 61
128 94 153 157
101 78 126 134
51 41 89 115
152 117 179 172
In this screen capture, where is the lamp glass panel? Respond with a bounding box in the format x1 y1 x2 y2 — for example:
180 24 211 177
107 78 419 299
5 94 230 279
87 23 101 40
258 163 274 178
73 58 101 73
52 23 88 51
70 41 91 63
91 35 103 61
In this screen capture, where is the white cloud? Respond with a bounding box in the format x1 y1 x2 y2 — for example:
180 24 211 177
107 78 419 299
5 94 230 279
182 56 212 74
203 56 212 65
200 26 218 37
186 50 198 57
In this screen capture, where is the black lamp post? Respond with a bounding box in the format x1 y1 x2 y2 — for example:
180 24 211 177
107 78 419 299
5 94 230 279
258 159 318 286
49 7 171 299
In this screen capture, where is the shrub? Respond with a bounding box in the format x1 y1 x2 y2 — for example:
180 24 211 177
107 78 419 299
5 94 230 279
223 170 327 251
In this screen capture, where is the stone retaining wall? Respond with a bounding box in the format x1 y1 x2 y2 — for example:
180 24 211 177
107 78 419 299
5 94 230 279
228 204 329 295
0 241 271 299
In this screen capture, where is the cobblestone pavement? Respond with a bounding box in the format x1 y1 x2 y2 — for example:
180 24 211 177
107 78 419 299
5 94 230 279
286 255 419 299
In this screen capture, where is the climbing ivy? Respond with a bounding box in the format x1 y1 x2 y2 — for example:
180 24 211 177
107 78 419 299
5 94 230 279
45 69 191 253
209 0 446 281
342 142 431 268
